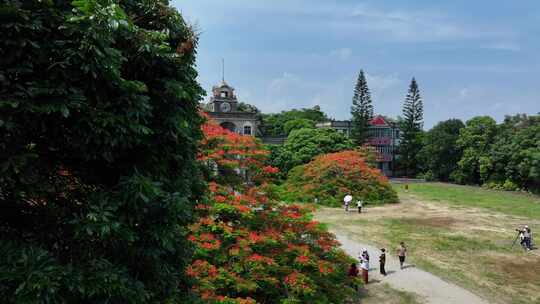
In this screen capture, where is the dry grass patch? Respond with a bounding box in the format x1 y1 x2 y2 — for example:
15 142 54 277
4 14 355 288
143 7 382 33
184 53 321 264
316 186 540 304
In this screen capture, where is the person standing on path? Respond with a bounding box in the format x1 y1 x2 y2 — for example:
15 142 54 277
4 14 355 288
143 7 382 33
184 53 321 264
359 249 369 284
523 225 532 250
397 242 407 269
356 200 363 213
343 194 352 212
379 248 387 276
347 263 359 291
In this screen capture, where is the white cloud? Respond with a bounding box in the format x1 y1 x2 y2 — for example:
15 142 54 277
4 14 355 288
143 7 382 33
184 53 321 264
335 3 510 43
366 73 401 90
459 88 470 99
487 42 521 51
330 48 353 61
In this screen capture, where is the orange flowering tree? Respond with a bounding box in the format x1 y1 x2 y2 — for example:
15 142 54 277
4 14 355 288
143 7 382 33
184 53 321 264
284 150 398 206
187 118 356 303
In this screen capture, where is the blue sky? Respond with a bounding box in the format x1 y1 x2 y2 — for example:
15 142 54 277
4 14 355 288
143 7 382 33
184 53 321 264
173 0 539 128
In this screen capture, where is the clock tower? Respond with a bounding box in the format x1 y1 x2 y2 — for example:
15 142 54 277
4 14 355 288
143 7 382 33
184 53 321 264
205 79 260 137
209 81 238 113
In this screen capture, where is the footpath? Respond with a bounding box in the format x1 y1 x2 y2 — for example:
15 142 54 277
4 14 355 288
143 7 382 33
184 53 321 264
335 233 490 304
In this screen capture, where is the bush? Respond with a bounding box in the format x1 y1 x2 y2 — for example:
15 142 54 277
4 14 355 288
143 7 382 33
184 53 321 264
0 1 203 302
482 180 520 191
284 150 398 207
417 171 435 181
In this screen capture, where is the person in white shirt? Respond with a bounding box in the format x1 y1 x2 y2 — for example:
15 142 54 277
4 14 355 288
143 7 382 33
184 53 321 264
359 249 369 284
343 195 352 212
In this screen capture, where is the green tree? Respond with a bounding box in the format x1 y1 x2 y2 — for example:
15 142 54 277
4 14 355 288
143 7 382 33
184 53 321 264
488 114 540 190
418 119 465 181
453 116 498 184
0 1 203 302
350 70 374 144
398 78 424 176
268 128 354 175
283 118 315 135
262 106 328 136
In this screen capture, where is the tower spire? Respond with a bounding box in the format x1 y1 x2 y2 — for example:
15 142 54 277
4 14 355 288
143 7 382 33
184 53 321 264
221 58 225 82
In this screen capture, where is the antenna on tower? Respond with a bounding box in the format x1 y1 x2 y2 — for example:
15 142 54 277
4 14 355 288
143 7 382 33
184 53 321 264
221 58 225 82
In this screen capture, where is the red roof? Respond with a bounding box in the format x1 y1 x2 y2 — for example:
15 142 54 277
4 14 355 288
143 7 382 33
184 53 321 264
369 115 388 126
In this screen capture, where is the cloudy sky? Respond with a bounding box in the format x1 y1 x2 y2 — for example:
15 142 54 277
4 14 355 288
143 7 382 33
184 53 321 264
173 0 539 128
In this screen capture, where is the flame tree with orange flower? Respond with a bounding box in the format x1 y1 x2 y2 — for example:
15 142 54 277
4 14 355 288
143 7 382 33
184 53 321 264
187 117 357 303
285 150 398 206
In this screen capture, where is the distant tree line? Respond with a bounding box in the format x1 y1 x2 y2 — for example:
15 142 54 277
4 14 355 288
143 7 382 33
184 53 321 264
418 114 540 192
262 69 540 193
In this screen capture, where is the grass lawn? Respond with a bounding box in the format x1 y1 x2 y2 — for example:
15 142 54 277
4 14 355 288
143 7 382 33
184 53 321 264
357 283 423 304
395 182 540 218
316 183 540 304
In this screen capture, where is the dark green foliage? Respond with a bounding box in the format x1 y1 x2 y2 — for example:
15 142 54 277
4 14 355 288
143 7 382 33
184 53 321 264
236 102 260 113
398 78 424 176
453 116 497 184
419 119 465 181
267 128 354 176
262 105 328 136
0 0 203 302
350 70 374 144
283 118 315 135
484 114 540 190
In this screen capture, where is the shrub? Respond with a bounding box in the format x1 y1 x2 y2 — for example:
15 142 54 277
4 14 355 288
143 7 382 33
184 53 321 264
284 150 398 207
189 119 357 303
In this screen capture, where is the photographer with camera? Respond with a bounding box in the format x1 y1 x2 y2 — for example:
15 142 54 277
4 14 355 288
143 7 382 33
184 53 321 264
516 226 533 251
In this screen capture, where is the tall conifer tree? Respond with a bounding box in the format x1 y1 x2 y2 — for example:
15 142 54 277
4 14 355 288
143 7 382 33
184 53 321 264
350 70 374 144
398 78 424 176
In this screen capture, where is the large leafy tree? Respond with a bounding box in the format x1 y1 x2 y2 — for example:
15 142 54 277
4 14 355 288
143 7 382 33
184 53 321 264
488 114 540 190
0 0 203 302
285 150 398 207
350 70 374 144
453 116 497 184
398 78 424 176
418 119 465 181
262 106 328 136
191 118 355 303
283 118 316 135
268 128 354 176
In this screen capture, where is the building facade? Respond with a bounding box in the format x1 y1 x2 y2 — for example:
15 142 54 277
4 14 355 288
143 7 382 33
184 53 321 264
316 116 399 176
205 81 260 136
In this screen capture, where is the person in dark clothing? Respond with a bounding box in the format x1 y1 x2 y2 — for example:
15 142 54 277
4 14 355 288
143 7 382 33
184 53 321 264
348 263 359 290
379 248 387 276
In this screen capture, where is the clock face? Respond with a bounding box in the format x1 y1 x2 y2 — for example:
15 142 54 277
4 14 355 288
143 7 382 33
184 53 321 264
220 102 231 112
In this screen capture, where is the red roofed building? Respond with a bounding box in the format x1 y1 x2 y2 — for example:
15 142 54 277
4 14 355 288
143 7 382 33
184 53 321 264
316 115 400 176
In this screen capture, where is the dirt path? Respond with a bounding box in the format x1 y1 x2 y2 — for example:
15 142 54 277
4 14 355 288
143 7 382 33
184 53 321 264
335 233 490 304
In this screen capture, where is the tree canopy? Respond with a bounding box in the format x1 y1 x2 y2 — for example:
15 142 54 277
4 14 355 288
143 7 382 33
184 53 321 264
418 119 465 181
284 150 398 207
192 118 355 303
261 106 328 136
453 116 498 184
268 128 354 176
0 0 203 302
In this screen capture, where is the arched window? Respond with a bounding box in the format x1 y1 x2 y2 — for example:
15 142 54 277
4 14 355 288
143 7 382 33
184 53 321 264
243 125 252 135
